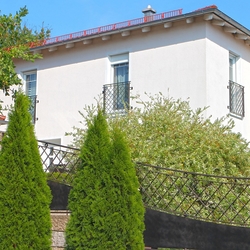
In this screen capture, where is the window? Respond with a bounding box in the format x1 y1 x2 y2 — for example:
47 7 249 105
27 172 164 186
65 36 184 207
229 54 236 82
103 54 131 114
228 54 244 118
113 62 129 110
24 71 37 123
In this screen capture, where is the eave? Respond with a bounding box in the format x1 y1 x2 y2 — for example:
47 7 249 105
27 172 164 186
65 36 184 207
30 6 250 53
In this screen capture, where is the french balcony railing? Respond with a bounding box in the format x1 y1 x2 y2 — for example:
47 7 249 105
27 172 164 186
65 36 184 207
103 81 132 115
29 95 37 124
228 80 244 118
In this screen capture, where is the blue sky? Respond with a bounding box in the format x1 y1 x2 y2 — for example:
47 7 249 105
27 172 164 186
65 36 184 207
1 0 250 38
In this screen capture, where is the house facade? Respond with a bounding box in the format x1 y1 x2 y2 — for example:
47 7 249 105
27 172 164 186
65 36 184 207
1 5 250 145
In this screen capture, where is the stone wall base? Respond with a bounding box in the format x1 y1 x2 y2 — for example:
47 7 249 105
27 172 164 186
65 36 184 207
51 210 70 249
50 210 150 250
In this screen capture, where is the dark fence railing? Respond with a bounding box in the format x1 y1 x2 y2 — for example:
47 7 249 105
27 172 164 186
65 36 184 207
137 162 250 227
38 140 80 185
38 141 250 226
103 81 131 114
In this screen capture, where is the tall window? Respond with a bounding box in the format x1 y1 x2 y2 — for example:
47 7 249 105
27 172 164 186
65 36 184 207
113 62 129 110
228 54 244 118
103 53 130 114
24 71 37 123
229 54 236 82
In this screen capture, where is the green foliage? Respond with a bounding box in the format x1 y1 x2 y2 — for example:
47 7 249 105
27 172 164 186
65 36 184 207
0 91 52 249
69 93 250 176
109 93 250 224
66 109 144 250
46 172 74 185
66 94 250 227
0 6 50 95
111 93 250 176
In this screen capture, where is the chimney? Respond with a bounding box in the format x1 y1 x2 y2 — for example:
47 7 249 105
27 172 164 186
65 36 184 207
142 5 156 16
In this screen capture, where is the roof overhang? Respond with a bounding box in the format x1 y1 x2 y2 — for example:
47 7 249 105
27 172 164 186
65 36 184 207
30 7 250 52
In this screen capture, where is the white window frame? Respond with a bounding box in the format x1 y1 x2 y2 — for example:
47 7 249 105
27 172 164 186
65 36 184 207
23 70 37 123
23 70 37 96
109 53 129 83
229 54 237 82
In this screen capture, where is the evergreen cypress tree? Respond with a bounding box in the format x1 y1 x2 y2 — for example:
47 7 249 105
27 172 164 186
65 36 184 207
0 92 52 249
66 109 144 250
109 126 145 249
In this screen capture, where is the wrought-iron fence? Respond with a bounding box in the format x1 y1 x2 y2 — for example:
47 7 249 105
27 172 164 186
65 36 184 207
38 140 80 185
37 141 250 226
137 162 250 227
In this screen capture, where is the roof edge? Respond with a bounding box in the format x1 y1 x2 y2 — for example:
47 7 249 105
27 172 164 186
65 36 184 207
30 6 250 51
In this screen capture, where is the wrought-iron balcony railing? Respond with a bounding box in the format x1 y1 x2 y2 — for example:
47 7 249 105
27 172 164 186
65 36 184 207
103 81 131 114
228 80 244 118
29 95 37 124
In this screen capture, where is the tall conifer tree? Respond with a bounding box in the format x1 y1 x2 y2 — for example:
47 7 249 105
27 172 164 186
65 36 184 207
0 92 52 249
66 109 144 250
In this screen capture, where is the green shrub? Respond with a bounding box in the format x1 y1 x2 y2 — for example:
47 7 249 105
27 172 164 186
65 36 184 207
0 92 52 249
66 93 250 225
66 109 144 249
110 93 250 176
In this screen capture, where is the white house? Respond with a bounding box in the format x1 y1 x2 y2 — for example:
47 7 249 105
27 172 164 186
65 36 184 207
1 5 250 145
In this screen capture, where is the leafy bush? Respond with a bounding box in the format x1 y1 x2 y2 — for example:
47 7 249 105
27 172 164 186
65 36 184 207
110 93 250 176
66 94 250 225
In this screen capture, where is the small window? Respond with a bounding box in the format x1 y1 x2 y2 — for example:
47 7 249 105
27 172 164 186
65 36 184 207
24 71 37 123
229 54 236 82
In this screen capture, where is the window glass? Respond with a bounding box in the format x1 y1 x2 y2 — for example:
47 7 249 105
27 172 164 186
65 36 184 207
23 71 37 123
25 72 37 96
229 55 236 82
113 63 129 83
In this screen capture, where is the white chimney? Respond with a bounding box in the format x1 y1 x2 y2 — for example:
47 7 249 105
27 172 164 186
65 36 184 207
142 5 156 16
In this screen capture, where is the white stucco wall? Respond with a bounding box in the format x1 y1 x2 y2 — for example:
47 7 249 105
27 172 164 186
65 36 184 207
205 21 250 139
1 17 250 144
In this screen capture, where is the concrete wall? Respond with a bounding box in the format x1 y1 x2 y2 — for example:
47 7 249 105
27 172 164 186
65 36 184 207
205 22 250 139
